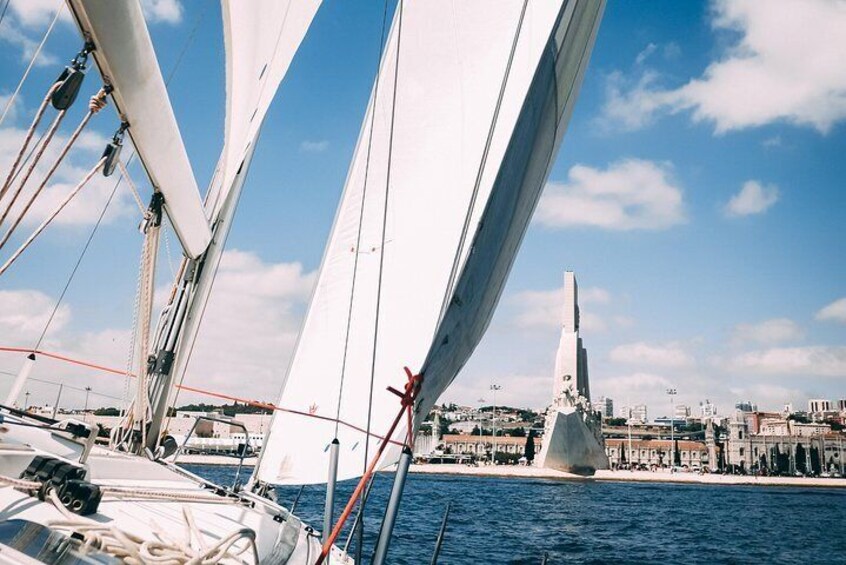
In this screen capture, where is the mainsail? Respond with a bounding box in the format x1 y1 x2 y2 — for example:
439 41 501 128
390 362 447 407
256 0 605 486
66 0 212 259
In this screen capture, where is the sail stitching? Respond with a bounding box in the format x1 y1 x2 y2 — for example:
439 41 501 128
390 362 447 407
437 0 530 324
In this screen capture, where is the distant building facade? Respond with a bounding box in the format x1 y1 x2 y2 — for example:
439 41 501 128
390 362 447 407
605 438 710 470
809 399 832 414
594 396 614 419
442 433 542 459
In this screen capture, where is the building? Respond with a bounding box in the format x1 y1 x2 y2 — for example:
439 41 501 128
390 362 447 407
674 404 691 419
594 396 614 419
809 399 832 413
605 438 710 470
441 433 543 459
626 404 648 424
699 399 718 419
725 412 844 474
735 401 758 413
838 399 846 412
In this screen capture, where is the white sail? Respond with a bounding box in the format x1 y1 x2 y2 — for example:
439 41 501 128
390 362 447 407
146 0 322 443
257 0 604 486
211 0 322 220
66 0 212 259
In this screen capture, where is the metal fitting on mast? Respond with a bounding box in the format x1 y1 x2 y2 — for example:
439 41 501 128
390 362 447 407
101 120 127 177
52 40 96 110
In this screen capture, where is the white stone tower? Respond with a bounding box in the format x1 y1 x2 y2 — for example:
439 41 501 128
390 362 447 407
552 271 591 408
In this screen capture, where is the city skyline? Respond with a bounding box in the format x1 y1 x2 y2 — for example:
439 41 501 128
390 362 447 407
0 1 844 414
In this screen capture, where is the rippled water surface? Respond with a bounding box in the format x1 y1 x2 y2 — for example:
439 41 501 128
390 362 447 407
185 465 846 564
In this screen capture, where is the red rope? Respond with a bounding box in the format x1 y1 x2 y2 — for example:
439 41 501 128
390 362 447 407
0 346 405 447
314 367 422 565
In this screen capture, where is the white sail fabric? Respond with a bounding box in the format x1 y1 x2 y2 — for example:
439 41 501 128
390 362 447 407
147 1 321 441
256 0 604 486
211 0 321 221
416 0 606 431
66 0 212 259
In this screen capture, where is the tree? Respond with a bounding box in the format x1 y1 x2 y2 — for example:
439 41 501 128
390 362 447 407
93 407 120 416
606 417 628 427
524 431 536 463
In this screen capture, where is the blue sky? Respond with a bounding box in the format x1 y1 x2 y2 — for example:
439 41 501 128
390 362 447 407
0 0 844 419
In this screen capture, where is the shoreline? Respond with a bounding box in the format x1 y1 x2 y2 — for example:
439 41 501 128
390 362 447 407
175 455 846 488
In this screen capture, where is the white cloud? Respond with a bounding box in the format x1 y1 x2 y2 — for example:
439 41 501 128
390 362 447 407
732 318 802 345
600 0 846 133
175 250 315 402
7 0 70 28
141 0 183 25
0 127 136 229
0 251 316 407
601 372 671 391
300 140 330 153
816 297 846 324
537 159 685 231
610 341 694 369
511 285 611 330
725 346 846 377
0 289 69 343
724 180 779 217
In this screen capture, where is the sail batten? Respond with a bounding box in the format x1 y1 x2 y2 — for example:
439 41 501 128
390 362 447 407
66 0 211 259
256 1 604 486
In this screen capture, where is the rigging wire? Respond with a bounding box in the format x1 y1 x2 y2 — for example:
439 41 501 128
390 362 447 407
334 0 392 438
0 1 64 129
364 0 404 471
355 1 404 560
29 5 205 404
0 0 10 29
437 0 529 323
0 88 110 252
0 156 106 277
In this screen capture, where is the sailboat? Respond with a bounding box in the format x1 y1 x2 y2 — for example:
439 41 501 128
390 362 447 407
0 0 605 563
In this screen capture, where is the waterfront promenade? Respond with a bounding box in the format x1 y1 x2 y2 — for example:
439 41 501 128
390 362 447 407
176 455 846 487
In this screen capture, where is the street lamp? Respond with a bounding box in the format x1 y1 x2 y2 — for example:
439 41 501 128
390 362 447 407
490 384 501 464
477 397 485 462
84 386 92 422
667 388 677 470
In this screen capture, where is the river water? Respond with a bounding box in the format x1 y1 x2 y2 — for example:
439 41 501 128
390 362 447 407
186 465 846 564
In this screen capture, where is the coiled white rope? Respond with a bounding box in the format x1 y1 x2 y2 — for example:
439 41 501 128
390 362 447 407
46 489 258 564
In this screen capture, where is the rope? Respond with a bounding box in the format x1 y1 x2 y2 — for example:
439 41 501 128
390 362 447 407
438 0 529 323
0 82 61 205
0 474 41 491
0 2 64 129
333 0 392 440
43 490 258 564
0 345 405 447
0 156 106 277
116 158 148 216
315 368 421 565
0 88 109 251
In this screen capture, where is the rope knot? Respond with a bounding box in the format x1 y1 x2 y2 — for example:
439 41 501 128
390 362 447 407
88 88 108 114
